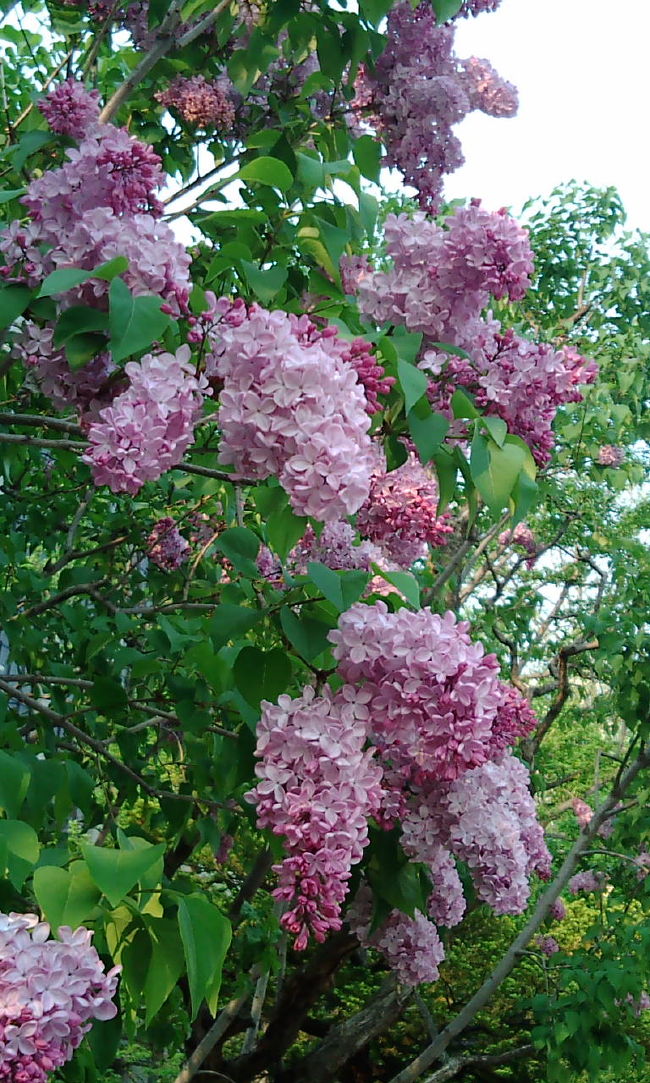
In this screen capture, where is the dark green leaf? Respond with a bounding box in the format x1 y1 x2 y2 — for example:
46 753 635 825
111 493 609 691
353 135 382 183
0 750 30 818
0 284 32 330
280 607 333 662
408 403 450 463
397 358 428 413
240 260 287 303
307 562 369 612
233 646 292 708
452 388 480 420
108 279 171 363
431 0 463 21
215 527 260 577
371 568 420 608
0 820 40 890
210 604 263 648
53 306 110 348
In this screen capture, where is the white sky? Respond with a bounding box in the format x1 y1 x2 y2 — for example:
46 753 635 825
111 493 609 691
440 0 650 231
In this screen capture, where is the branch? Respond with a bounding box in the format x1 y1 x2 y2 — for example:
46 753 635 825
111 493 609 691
0 678 228 811
0 432 86 453
387 740 650 1083
173 984 256 1083
421 1044 536 1083
0 412 82 434
529 639 599 754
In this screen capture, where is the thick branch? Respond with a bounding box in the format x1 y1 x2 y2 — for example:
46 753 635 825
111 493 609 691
173 985 256 1083
387 740 650 1083
530 639 599 754
291 976 412 1083
421 1043 536 1083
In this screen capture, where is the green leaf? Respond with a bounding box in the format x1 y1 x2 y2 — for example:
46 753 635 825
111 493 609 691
353 135 382 183
267 502 308 561
307 562 369 612
0 820 40 890
178 895 232 1019
280 607 333 662
240 260 287 304
90 675 128 711
53 305 109 348
371 568 420 608
296 151 326 189
143 917 186 1024
483 416 508 447
0 751 30 818
65 331 107 370
429 341 471 359
3 130 52 169
0 188 25 205
37 258 128 299
0 284 32 330
108 279 171 363
397 358 428 413
470 431 527 515
511 469 538 526
33 861 101 931
393 328 423 365
408 402 449 463
432 449 457 513
431 0 463 21
233 646 292 708
215 527 260 578
210 604 263 648
239 156 294 192
451 388 480 420
80 840 166 908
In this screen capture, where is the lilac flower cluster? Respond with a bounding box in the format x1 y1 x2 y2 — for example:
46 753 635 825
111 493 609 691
358 206 596 465
1 83 192 420
208 303 375 521
598 444 625 467
568 870 606 895
357 451 454 566
634 851 650 880
84 347 209 493
37 78 100 137
536 935 560 956
0 913 119 1082
247 685 383 950
549 898 567 922
498 522 537 565
147 517 190 570
350 1 516 210
330 602 537 784
156 75 236 130
348 887 445 985
287 521 381 576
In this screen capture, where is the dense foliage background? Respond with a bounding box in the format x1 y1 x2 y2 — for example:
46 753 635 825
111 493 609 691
0 2 649 1081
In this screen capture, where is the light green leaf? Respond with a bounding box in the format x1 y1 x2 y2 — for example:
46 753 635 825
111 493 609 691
451 388 480 420
0 820 40 890
240 260 287 303
33 861 101 931
80 840 166 908
307 562 369 612
178 895 232 1019
143 917 186 1024
353 135 382 183
470 432 527 515
239 156 294 192
483 416 508 447
0 751 30 818
371 567 420 608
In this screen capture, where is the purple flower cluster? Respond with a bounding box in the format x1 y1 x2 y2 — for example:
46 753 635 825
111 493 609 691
357 451 454 566
634 851 650 880
38 79 100 137
536 935 560 956
330 603 537 784
350 1 516 210
208 304 375 521
147 517 190 570
1 85 192 419
0 913 119 1082
348 887 445 985
84 347 209 493
568 870 606 895
498 522 537 562
340 254 372 296
156 75 236 130
287 521 381 576
549 898 567 922
247 685 383 950
358 206 596 465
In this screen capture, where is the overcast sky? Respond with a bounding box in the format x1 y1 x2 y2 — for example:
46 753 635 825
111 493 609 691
441 0 650 231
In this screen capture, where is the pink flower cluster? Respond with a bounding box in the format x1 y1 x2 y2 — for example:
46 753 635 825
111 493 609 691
208 304 375 521
288 521 381 576
147 517 190 570
38 79 100 137
634 851 650 880
13 322 114 413
329 603 537 784
498 522 536 557
350 1 516 210
0 913 119 1083
340 254 372 295
156 75 236 130
357 206 596 465
357 451 454 566
84 347 209 493
597 444 625 467
247 685 383 950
